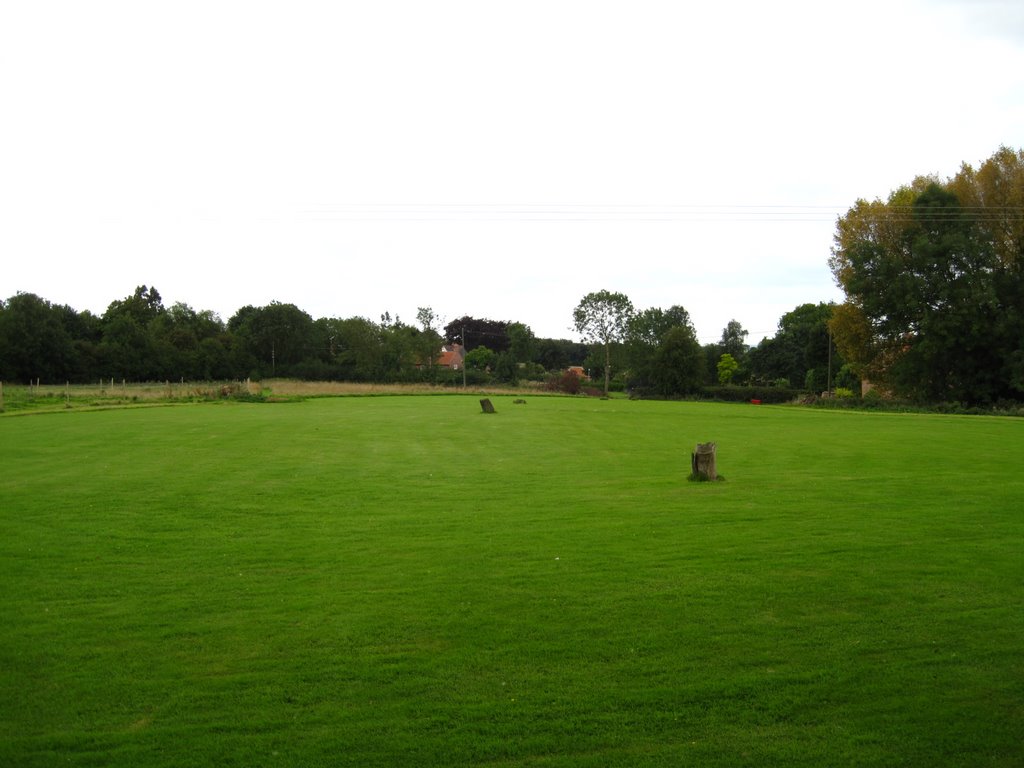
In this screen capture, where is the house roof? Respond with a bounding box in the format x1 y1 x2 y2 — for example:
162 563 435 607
437 343 465 368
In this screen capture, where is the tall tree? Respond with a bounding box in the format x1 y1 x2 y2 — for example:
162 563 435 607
228 302 315 378
829 150 1023 403
719 319 749 361
573 290 634 395
0 293 76 382
415 307 443 376
625 305 702 396
506 322 536 364
535 338 588 371
100 286 168 380
444 316 510 353
330 317 386 381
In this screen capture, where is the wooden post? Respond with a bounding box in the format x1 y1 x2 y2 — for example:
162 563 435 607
691 442 717 481
479 398 496 414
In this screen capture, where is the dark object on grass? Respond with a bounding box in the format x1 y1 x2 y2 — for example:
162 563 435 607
513 399 526 404
480 398 496 414
690 442 719 481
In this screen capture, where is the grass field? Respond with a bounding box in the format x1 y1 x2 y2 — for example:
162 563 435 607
1 395 1022 766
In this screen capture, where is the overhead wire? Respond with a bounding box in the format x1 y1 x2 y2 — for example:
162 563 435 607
298 202 1024 224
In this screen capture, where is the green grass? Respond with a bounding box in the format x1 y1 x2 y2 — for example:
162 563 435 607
1 396 1022 766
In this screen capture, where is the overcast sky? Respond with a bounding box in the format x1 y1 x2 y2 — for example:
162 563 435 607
3 1 1023 344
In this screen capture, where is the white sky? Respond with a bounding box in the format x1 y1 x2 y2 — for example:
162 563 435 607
2 1 1023 344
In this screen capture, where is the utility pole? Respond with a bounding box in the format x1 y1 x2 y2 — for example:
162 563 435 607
827 330 832 395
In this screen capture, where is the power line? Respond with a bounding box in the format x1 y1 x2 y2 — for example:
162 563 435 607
299 202 1024 224
299 203 854 223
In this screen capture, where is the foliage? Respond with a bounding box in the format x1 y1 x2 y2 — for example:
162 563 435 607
834 363 860 392
829 146 1024 404
443 315 511 353
747 303 842 391
624 305 704 397
0 292 78 382
573 289 634 395
535 338 589 371
544 369 582 394
414 306 444 377
506 322 536 364
719 318 749 361
1 284 582 386
520 361 547 381
464 345 495 371
228 301 317 378
716 353 739 384
492 352 519 384
699 384 801 404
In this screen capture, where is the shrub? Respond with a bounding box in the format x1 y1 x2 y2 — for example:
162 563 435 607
699 385 801 404
544 371 582 395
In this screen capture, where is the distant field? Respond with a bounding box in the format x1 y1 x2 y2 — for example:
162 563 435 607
1 396 1022 767
0 379 543 414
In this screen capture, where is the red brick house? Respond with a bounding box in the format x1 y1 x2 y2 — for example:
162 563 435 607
436 344 465 370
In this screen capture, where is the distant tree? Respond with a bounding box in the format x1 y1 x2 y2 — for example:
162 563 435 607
331 317 386 380
717 353 739 385
507 322 536 364
0 292 76 382
228 302 315 377
465 345 496 371
493 352 519 384
747 303 841 390
105 285 164 326
573 290 634 395
625 305 702 396
701 343 721 385
151 302 229 379
415 306 443 376
719 319 749 361
378 318 419 381
650 325 704 395
99 286 168 380
444 316 510 353
535 338 588 371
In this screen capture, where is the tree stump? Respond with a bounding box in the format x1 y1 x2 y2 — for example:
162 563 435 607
479 398 496 414
691 442 717 481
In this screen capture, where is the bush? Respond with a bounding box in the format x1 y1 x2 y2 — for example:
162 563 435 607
545 371 582 395
699 385 801 404
521 362 547 381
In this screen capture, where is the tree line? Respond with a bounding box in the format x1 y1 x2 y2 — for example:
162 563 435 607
0 282 841 397
571 290 847 397
0 288 594 386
